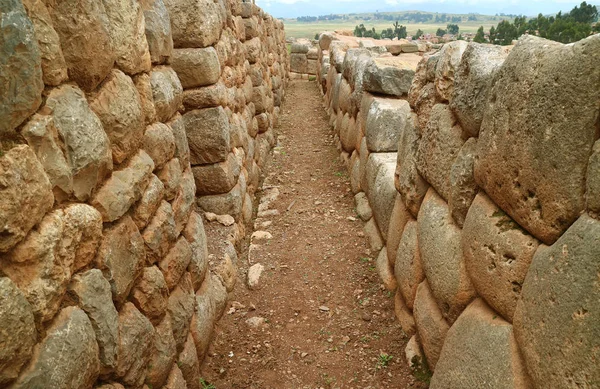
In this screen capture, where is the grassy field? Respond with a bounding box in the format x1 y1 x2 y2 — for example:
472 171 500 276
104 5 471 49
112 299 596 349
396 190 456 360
283 12 510 39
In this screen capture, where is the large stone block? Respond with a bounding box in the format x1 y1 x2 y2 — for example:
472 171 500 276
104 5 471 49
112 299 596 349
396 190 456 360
182 81 227 111
1 0 43 135
158 157 182 201
418 189 475 323
475 35 600 244
449 137 478 227
167 273 195 351
339 114 357 153
132 174 165 229
142 200 177 262
115 303 155 386
376 248 397 291
133 72 158 125
91 150 155 222
290 53 308 74
318 32 337 50
130 266 169 324
184 107 231 165
244 37 261 64
396 112 429 217
0 277 36 385
413 280 450 371
395 220 424 310
21 0 68 86
196 181 243 218
183 212 209 291
178 334 200 389
168 114 190 169
587 140 600 216
44 85 113 201
159 237 192 290
430 299 531 389
172 167 196 234
141 0 173 64
67 269 119 374
365 98 411 153
48 0 115 91
150 66 184 122
2 205 103 322
363 56 415 97
0 145 53 252
102 0 151 75
142 122 176 169
12 307 100 389
386 195 411 267
192 152 240 195
450 43 509 137
89 69 145 164
172 47 221 88
96 216 146 306
145 315 177 388
416 103 466 201
394 289 416 335
463 193 539 322
366 152 397 238
433 40 467 102
514 215 600 388
163 0 223 48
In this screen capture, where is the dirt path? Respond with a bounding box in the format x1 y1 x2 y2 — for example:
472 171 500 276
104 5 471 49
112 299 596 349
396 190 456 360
200 81 421 389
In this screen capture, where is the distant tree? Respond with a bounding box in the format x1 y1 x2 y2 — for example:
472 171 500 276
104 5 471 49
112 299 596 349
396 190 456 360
314 32 320 40
436 27 446 36
494 20 517 44
457 33 464 40
393 21 408 39
446 23 459 35
415 28 424 39
473 26 486 43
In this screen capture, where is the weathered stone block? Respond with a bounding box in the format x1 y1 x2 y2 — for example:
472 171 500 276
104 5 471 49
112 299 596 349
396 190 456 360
183 212 209 291
150 66 183 122
145 315 176 388
159 237 192 290
394 219 424 310
463 193 539 322
475 35 600 244
363 57 415 97
143 122 176 169
192 152 240 195
45 85 113 201
96 216 146 306
376 248 397 291
0 145 53 252
167 114 190 169
290 53 308 74
196 182 243 218
184 107 231 165
430 299 531 389
366 152 398 238
182 81 227 111
394 290 416 335
91 150 155 222
450 43 509 137
364 217 383 252
141 0 173 64
434 40 467 102
416 103 466 201
89 69 145 164
14 307 99 388
143 200 177 262
158 158 182 201
1 0 43 135
172 167 196 234
386 195 411 267
0 277 36 385
413 280 450 371
132 174 165 229
449 137 478 227
130 266 169 324
167 273 195 351
172 47 221 88
116 303 155 386
48 0 115 91
163 0 223 48
514 215 600 388
67 269 119 374
418 189 475 323
103 0 151 75
22 0 68 86
587 140 600 217
178 334 200 389
133 72 158 125
365 98 411 153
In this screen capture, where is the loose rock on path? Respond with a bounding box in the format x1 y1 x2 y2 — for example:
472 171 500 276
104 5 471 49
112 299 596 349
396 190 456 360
200 81 424 388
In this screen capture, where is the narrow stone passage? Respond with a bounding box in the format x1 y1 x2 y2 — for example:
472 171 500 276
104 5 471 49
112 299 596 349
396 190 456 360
200 81 423 388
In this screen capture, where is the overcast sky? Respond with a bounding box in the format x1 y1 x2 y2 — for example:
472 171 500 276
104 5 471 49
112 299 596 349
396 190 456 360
256 0 600 19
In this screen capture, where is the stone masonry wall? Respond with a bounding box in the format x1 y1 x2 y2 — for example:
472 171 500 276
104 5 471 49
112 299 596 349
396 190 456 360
289 39 318 78
318 31 600 388
0 0 287 388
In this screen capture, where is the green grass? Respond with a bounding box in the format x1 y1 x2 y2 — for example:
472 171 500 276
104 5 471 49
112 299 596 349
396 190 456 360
283 12 509 39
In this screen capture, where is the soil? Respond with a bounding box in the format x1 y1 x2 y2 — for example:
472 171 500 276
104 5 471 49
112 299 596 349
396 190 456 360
200 81 426 389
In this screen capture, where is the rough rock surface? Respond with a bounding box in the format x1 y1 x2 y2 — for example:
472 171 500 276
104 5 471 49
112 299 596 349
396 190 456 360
366 152 398 238
0 0 43 134
365 98 411 152
184 107 231 165
430 299 531 389
130 266 169 324
145 315 177 388
433 40 467 101
0 277 36 385
0 145 54 252
474 35 600 244
394 220 424 310
141 0 173 64
150 66 184 122
514 215 600 388
163 0 223 48
463 193 539 322
363 56 415 97
449 137 478 227
418 189 475 323
12 307 100 389
116 303 155 386
172 47 221 88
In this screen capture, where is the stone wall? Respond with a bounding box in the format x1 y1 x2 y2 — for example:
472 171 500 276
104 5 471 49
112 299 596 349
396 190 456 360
289 39 318 78
318 31 600 388
0 0 287 388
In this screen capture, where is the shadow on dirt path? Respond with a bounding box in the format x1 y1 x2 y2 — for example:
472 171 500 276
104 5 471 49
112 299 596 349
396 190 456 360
200 81 425 389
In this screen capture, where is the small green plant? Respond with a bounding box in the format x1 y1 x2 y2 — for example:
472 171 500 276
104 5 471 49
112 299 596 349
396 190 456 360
309 75 317 81
334 171 344 177
377 352 393 368
200 378 216 389
411 355 433 385
360 257 370 263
